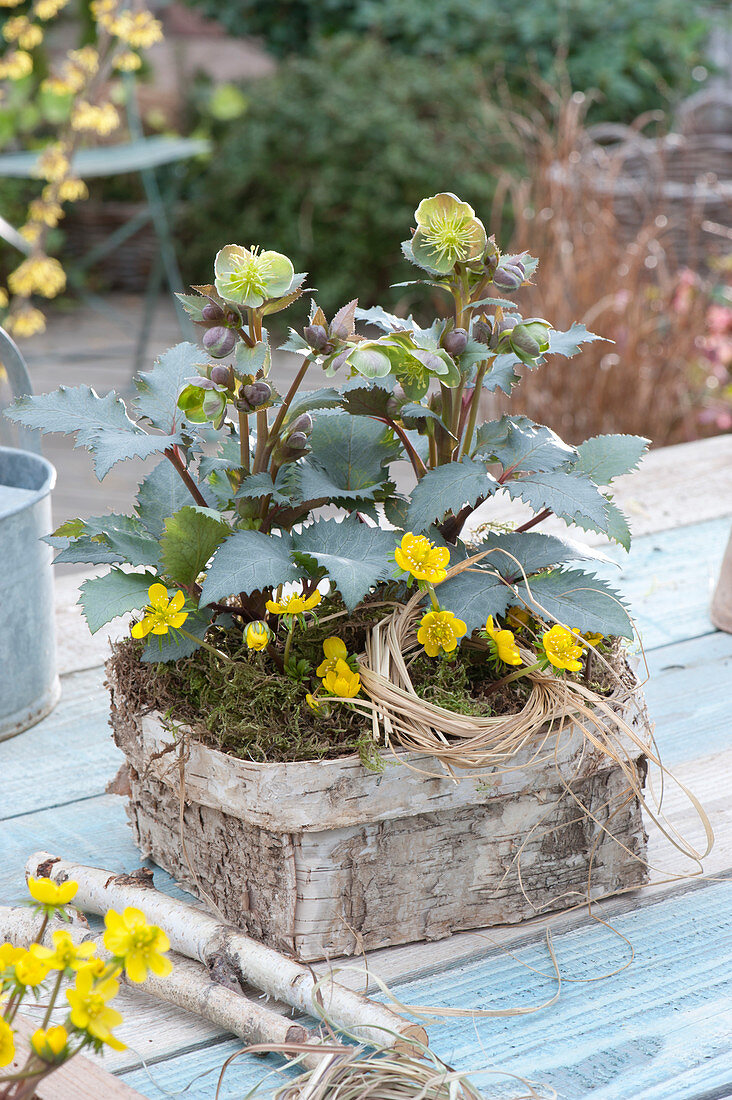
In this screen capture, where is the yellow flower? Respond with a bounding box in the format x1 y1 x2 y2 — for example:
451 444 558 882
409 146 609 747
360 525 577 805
5 308 46 338
31 930 96 972
582 631 604 647
33 143 70 182
0 0 24 7
109 9 163 49
0 288 8 308
305 692 326 713
55 177 88 203
66 968 125 1050
542 624 583 672
130 583 188 639
8 256 66 298
28 199 64 227
266 589 321 616
3 16 43 49
485 615 522 666
245 620 270 651
103 907 172 984
322 659 361 699
71 100 120 136
506 606 531 631
0 1019 14 1069
315 636 348 678
30 1025 68 1064
33 0 69 19
0 50 33 79
19 222 43 244
416 609 468 657
0 943 24 989
68 45 99 74
15 951 50 987
394 532 450 584
28 876 78 908
114 49 142 71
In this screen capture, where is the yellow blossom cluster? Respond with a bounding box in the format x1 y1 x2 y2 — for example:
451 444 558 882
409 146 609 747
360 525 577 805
28 199 64 227
53 177 88 203
33 142 70 183
0 876 173 1089
3 15 44 49
71 99 120 136
33 0 69 19
4 307 46 337
107 8 163 49
8 256 66 298
0 50 33 80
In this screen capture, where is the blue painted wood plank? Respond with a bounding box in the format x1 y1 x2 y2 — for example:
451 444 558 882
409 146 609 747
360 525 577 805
596 516 729 652
0 668 122 821
645 631 732 766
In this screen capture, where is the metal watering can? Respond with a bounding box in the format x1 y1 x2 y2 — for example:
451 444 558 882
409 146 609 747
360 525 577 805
0 327 60 739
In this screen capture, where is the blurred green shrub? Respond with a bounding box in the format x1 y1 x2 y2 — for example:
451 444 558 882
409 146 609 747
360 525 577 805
178 37 513 316
180 0 711 121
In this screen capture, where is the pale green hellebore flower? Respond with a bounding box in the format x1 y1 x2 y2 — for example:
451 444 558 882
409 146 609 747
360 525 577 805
214 244 294 309
411 193 488 275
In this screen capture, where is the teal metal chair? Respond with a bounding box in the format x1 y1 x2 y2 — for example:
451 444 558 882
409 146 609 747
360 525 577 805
0 104 210 374
0 325 40 452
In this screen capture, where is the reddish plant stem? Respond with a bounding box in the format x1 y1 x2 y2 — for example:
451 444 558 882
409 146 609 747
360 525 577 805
384 418 427 479
515 508 552 532
164 448 208 507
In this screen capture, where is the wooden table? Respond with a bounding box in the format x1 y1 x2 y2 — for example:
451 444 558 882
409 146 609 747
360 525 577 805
2 434 732 1099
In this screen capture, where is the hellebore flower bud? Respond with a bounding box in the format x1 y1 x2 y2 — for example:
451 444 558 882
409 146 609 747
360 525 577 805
472 319 492 345
303 324 329 351
286 431 308 451
202 302 225 322
493 258 526 291
203 325 236 358
509 320 551 363
240 381 272 410
483 240 500 276
490 316 516 351
287 412 313 437
509 324 542 358
210 364 233 388
441 327 468 356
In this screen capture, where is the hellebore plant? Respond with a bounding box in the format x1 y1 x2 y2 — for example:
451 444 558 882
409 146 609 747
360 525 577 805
7 192 648 725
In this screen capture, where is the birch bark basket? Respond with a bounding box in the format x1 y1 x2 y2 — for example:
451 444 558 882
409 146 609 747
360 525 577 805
107 660 650 961
22 855 427 1051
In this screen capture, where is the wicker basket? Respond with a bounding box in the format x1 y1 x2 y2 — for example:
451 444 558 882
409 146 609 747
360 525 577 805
551 90 732 268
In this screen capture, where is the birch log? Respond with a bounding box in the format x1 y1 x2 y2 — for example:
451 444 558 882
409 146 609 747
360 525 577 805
24 855 428 1050
0 905 333 1071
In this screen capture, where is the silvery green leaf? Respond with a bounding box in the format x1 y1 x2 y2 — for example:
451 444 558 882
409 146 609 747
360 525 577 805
517 569 633 638
406 459 499 533
573 434 649 485
161 506 230 587
547 323 606 358
135 459 194 538
502 470 609 532
292 516 397 609
435 566 514 635
134 342 202 432
200 530 298 603
79 568 158 634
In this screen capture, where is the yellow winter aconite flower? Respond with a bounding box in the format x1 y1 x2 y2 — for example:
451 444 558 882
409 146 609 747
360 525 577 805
0 943 25 989
0 1018 15 1069
417 609 468 657
322 659 361 698
31 930 96 972
542 624 583 672
8 255 66 298
582 631 604 647
245 620 270 651
0 50 33 80
506 606 531 631
130 584 188 638
66 968 125 1050
103 907 172 984
71 100 120 136
28 876 78 908
305 692 325 713
394 532 450 584
30 1025 69 1063
266 589 321 616
485 615 522 666
316 636 348 678
5 308 46 337
15 951 50 987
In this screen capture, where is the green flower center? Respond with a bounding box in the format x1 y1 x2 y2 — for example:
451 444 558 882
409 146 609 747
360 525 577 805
226 247 276 300
421 212 476 266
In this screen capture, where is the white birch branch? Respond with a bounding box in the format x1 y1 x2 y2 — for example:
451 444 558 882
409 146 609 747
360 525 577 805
24 854 428 1050
0 905 330 1070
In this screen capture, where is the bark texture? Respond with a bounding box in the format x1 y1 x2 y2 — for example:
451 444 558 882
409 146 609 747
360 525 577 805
108 663 650 961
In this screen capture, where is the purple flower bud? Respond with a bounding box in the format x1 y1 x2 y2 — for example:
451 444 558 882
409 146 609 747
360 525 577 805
203 325 236 358
493 259 526 291
202 302 225 322
210 365 232 387
442 327 468 356
287 412 313 436
303 324 329 351
286 431 308 451
241 381 272 409
472 319 492 345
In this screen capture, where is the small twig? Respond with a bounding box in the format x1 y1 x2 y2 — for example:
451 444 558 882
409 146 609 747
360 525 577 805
165 447 208 508
516 508 552 533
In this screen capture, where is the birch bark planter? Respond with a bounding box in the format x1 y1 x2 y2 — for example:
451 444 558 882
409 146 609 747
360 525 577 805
108 663 650 962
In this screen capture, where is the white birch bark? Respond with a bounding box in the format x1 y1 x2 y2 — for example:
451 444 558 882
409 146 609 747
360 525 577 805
23 855 428 1050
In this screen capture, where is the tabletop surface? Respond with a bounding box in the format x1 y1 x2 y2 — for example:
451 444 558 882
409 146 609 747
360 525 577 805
2 432 732 1100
